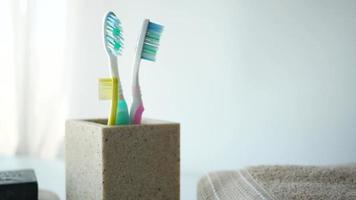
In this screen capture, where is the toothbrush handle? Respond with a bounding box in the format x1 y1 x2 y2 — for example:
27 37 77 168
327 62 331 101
130 48 144 124
130 77 144 124
114 71 129 125
109 56 129 125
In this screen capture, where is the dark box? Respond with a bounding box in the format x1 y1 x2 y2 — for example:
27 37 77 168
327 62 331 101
0 169 38 200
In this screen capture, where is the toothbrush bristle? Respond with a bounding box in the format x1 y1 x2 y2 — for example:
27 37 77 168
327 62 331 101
141 21 164 62
104 12 123 56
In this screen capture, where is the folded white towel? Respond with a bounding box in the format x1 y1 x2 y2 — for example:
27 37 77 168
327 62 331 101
198 165 356 200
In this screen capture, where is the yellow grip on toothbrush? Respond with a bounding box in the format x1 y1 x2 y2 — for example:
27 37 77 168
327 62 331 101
108 77 118 125
98 77 118 125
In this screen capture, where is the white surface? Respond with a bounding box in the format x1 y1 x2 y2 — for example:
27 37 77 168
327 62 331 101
66 0 356 175
0 156 199 200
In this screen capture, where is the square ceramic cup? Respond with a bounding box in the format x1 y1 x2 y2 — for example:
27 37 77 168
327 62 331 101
65 118 180 200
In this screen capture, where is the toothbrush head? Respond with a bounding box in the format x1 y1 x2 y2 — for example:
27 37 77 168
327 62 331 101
104 11 123 56
141 20 164 62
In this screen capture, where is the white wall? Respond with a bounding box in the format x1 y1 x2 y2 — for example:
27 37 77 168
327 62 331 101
66 0 356 175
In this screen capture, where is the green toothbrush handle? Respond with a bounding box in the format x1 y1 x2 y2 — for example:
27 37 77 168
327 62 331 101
115 99 129 125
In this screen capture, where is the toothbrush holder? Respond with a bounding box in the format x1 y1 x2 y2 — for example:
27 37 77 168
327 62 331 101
65 118 180 200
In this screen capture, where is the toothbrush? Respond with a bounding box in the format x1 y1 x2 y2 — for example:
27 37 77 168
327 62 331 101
103 11 129 125
130 19 164 124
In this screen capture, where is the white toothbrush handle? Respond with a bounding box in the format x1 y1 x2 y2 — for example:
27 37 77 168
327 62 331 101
132 19 149 100
110 56 124 99
130 19 149 124
132 57 142 101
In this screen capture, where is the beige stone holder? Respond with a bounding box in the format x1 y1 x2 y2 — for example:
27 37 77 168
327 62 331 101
65 118 180 200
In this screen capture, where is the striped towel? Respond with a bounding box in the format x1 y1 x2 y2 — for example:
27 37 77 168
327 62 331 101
197 165 356 200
